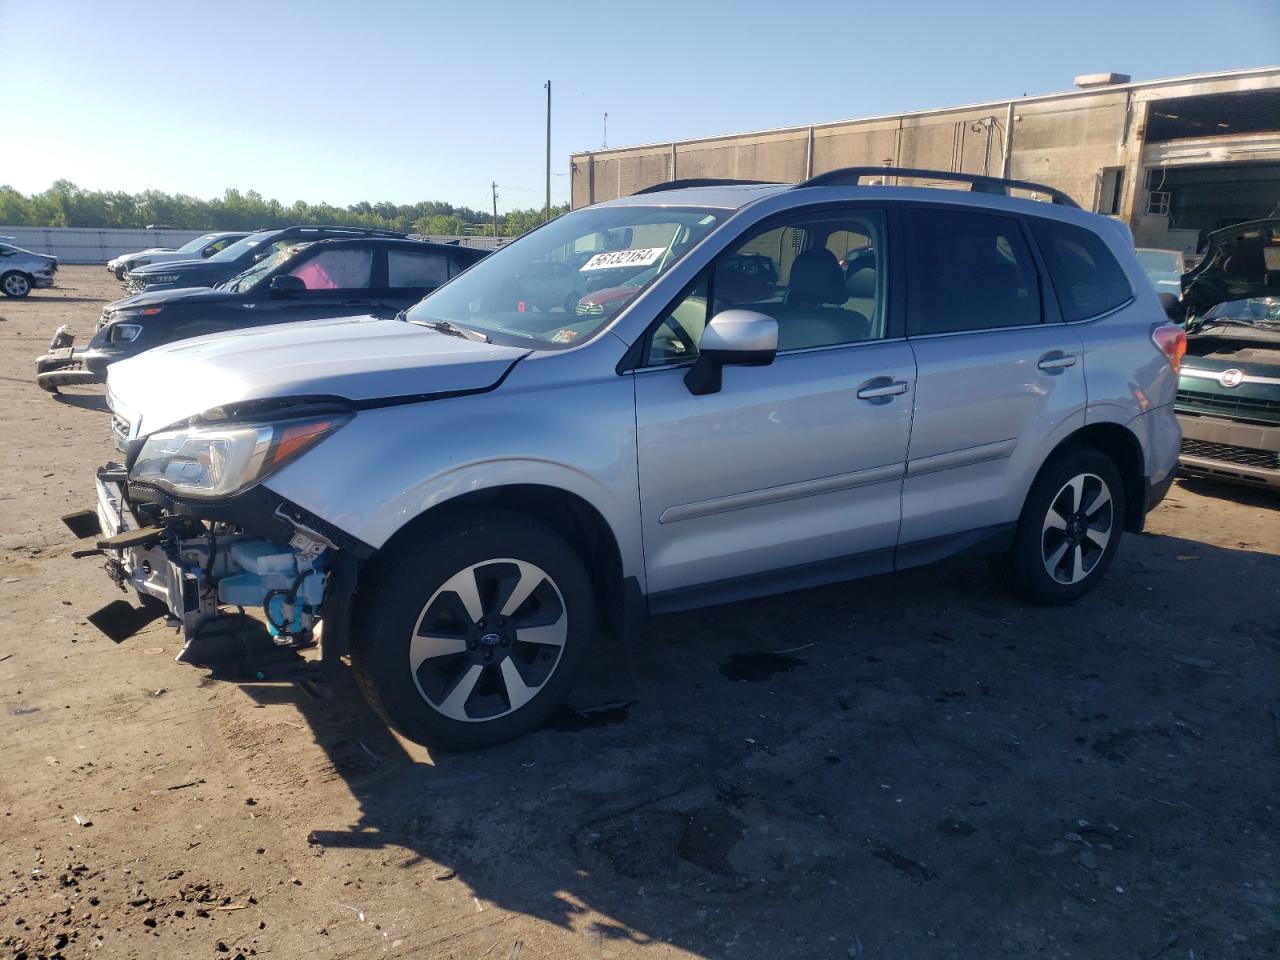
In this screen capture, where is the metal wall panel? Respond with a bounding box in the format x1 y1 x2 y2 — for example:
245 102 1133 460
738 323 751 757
0 227 210 263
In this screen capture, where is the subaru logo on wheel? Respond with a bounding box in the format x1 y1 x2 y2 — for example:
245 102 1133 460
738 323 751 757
479 632 502 646
1219 368 1245 388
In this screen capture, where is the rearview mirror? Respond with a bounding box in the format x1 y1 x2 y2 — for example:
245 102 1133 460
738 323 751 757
269 274 306 295
684 309 778 396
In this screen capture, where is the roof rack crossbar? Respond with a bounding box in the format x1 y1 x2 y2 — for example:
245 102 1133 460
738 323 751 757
796 167 1080 208
632 178 780 195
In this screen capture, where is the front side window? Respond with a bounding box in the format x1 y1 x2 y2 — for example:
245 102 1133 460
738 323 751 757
388 250 450 289
1031 219 1133 322
644 208 889 365
288 248 373 290
403 206 723 349
178 233 219 254
208 231 273 263
911 208 1041 334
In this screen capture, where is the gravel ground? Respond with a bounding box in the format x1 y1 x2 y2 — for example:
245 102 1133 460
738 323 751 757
1 266 1278 960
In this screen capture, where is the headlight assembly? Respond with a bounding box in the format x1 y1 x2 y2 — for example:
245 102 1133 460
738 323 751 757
109 323 143 343
130 414 350 499
145 274 180 284
112 306 162 319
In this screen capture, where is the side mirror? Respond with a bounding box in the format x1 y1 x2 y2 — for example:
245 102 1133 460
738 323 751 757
1157 292 1185 322
269 274 306 295
684 309 778 396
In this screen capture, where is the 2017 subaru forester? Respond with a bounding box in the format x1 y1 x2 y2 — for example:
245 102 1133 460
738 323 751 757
84 168 1186 748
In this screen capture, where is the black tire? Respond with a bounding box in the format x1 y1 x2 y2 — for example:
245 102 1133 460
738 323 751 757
1 271 32 298
351 509 596 749
998 444 1126 605
114 265 127 280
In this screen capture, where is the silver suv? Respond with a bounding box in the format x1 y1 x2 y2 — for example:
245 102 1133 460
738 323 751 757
87 168 1184 748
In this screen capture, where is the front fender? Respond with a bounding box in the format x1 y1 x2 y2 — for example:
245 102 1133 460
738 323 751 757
262 370 644 584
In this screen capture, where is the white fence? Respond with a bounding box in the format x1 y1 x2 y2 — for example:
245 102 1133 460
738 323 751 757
1 227 213 264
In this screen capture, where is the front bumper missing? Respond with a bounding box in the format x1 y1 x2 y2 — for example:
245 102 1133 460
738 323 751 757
95 469 221 651
1176 412 1280 489
89 469 339 666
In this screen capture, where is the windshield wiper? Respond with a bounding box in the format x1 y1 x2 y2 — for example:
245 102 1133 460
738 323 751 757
1188 317 1270 334
408 318 490 343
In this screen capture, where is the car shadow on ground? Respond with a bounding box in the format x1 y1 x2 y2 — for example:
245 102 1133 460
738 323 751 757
1175 475 1280 509
51 390 109 412
235 532 1280 957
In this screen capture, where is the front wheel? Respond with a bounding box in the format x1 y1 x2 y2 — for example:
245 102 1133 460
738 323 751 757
999 445 1125 605
351 509 595 749
2 272 31 298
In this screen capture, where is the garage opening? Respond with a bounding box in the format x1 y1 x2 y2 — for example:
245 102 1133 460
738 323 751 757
1145 161 1280 251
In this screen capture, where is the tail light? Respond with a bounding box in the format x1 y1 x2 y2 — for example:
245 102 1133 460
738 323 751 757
1151 323 1186 374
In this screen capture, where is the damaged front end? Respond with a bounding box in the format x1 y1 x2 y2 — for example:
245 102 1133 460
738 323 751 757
76 400 368 670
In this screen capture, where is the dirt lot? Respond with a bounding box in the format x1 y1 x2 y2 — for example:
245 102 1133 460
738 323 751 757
1 265 1278 960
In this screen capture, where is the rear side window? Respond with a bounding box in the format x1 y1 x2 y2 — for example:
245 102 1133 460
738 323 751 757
911 208 1041 334
388 250 450 288
1031 219 1133 321
288 248 373 290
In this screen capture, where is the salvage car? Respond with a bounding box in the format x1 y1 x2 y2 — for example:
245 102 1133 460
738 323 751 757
0 240 58 298
1176 296 1280 489
122 225 407 294
81 168 1183 749
108 231 251 280
1181 219 1280 321
35 238 485 392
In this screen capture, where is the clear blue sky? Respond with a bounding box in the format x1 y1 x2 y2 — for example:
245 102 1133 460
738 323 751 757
2 0 1276 213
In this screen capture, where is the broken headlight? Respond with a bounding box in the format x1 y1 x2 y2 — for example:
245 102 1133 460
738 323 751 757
130 414 349 499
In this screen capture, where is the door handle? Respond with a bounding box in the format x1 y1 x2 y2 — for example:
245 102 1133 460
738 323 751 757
857 379 910 400
1037 352 1077 371
340 299 370 306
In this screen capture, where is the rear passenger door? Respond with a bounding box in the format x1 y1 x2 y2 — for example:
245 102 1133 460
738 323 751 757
375 247 456 316
898 204 1086 560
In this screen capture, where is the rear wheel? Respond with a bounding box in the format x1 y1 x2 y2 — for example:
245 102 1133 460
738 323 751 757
2 272 31 298
352 509 595 749
1000 445 1125 605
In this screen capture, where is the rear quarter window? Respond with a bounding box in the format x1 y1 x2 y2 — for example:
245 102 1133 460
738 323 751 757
1031 219 1133 321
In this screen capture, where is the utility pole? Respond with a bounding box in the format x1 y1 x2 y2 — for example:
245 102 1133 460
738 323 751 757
491 182 499 240
544 81 552 223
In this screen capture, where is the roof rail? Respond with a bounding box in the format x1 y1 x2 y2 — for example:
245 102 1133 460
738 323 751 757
632 178 780 195
796 167 1079 208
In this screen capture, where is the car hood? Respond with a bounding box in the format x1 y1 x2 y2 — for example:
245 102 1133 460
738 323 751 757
106 315 530 438
128 257 219 277
1182 219 1280 317
106 286 240 311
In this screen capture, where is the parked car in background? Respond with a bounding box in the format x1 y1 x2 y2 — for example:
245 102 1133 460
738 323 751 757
85 168 1184 749
122 225 407 294
35 238 484 391
1136 247 1185 298
1176 296 1280 490
108 231 251 280
0 240 58 298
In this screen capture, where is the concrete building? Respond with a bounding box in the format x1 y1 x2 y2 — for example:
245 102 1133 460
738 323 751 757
570 66 1280 254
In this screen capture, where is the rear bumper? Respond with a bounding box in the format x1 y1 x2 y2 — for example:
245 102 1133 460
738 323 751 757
1176 411 1280 489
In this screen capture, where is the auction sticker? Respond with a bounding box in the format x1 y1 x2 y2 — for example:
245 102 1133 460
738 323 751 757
580 247 665 271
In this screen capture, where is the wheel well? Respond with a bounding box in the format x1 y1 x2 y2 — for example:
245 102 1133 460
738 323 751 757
1055 423 1146 532
366 484 626 635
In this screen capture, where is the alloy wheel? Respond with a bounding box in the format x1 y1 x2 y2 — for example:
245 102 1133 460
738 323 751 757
3 274 30 296
408 558 568 722
1041 472 1113 585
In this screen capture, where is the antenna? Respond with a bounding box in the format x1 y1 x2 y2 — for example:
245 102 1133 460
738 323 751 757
602 112 608 150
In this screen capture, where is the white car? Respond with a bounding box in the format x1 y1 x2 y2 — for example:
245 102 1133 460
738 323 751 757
108 232 250 280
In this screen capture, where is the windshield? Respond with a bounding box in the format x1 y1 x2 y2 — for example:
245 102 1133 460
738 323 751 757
403 206 723 348
1136 249 1182 274
177 233 219 254
224 244 304 293
1202 297 1280 325
207 230 274 264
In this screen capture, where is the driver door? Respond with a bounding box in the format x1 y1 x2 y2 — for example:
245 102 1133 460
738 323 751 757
632 205 916 610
